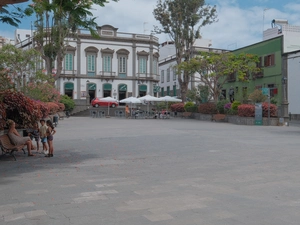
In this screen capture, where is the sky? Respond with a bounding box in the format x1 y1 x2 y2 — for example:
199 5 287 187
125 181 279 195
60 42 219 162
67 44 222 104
1 0 300 50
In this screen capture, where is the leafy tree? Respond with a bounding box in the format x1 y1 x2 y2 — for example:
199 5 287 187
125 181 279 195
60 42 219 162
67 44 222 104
31 0 118 80
178 52 260 103
153 0 217 102
0 44 41 91
0 4 33 27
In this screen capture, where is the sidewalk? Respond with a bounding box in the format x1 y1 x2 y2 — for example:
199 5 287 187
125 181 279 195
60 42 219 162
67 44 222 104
1 117 300 225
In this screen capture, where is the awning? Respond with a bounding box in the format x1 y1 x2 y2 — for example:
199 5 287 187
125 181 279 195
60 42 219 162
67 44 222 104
88 83 96 90
103 83 112 90
139 85 147 92
64 83 74 90
119 84 127 91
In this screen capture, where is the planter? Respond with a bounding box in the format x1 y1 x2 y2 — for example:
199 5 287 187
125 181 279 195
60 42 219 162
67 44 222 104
227 115 279 126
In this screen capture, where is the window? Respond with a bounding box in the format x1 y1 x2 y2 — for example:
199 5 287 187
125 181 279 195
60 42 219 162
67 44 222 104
161 70 164 83
264 54 275 67
161 87 164 97
139 58 147 73
103 55 111 72
173 68 177 81
153 58 158 75
117 49 129 78
227 72 236 82
268 84 277 98
85 46 98 76
137 51 149 74
173 85 176 96
167 68 170 82
119 56 126 73
167 86 170 95
87 54 96 74
64 53 73 71
254 57 263 78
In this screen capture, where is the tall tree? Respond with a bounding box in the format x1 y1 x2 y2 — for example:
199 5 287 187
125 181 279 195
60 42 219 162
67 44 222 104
31 0 118 81
153 0 217 102
0 44 41 91
178 52 260 103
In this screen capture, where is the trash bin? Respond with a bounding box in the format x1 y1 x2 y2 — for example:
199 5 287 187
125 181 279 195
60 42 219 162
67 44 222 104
53 115 58 127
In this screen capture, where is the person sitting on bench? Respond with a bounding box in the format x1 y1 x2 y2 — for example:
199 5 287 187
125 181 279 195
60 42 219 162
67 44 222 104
7 120 35 156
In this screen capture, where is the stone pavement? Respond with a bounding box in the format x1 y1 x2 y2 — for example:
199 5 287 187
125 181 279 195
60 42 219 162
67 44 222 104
1 117 300 225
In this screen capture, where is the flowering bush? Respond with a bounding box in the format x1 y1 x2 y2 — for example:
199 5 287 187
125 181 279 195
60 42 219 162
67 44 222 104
0 102 6 130
1 90 42 128
198 103 218 114
217 99 230 114
262 102 277 117
46 102 60 114
170 103 185 112
34 101 50 119
224 102 232 110
238 104 255 117
57 102 65 111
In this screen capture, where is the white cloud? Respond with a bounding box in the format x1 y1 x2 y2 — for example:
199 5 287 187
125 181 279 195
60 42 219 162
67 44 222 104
1 0 300 51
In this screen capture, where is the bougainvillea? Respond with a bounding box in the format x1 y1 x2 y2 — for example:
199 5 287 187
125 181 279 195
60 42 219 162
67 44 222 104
57 102 65 111
46 102 59 114
262 102 277 117
198 102 218 114
0 102 6 130
1 90 41 128
238 104 255 117
34 100 50 119
170 103 185 112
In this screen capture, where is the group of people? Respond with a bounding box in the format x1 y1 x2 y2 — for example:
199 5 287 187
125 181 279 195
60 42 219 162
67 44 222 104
7 119 56 157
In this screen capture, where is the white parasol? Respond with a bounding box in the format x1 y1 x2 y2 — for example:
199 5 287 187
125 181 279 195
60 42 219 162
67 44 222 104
158 96 182 112
100 96 118 117
120 97 142 117
138 95 161 117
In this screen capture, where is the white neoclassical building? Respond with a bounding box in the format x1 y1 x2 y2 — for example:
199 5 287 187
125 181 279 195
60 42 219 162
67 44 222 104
15 25 160 104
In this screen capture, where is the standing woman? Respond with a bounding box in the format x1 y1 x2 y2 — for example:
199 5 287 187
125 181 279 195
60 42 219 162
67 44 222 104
45 120 56 157
7 120 35 156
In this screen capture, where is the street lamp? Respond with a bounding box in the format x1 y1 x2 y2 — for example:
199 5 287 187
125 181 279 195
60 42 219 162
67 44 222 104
282 76 289 125
86 80 90 107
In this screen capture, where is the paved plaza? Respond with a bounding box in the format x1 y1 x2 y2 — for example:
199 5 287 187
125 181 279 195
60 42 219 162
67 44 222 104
1 117 300 225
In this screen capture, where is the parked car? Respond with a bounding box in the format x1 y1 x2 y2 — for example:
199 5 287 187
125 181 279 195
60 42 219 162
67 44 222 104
91 97 119 108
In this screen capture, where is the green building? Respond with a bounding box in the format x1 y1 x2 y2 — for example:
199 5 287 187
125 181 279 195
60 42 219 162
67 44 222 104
222 36 286 117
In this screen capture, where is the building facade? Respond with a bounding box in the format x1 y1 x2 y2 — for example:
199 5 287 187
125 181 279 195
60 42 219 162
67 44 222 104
15 25 160 105
57 25 160 103
158 39 228 98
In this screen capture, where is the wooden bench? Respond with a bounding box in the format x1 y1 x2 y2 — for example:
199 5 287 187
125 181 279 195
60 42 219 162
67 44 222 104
211 114 226 122
0 134 26 161
182 112 192 119
57 111 66 120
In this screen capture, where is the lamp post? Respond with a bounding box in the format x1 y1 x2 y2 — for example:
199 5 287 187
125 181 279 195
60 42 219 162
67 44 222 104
86 80 90 107
282 76 289 125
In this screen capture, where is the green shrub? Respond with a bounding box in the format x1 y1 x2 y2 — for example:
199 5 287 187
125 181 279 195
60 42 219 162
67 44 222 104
226 108 238 115
231 101 241 110
60 95 75 112
198 102 218 114
216 99 230 114
184 102 197 112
